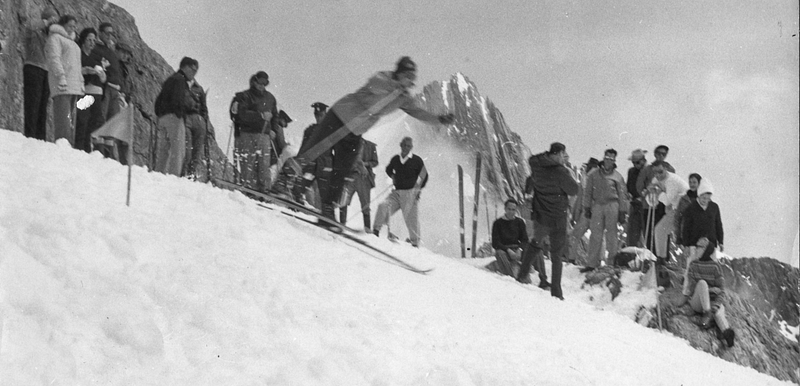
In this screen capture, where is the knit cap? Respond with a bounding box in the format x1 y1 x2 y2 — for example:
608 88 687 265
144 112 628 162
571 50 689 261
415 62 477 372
697 179 714 196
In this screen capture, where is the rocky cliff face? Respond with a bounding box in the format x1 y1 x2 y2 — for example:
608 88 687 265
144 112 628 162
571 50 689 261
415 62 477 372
657 257 800 383
415 73 531 202
0 0 232 179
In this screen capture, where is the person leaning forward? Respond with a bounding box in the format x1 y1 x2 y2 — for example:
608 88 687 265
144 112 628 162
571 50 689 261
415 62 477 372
153 56 199 176
275 56 454 220
230 71 279 192
516 142 579 299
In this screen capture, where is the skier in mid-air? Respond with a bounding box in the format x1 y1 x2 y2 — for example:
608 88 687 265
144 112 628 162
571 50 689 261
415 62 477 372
275 56 454 220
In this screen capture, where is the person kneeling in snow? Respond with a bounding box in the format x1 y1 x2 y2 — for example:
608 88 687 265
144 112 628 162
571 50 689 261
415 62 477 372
677 237 735 348
491 199 530 278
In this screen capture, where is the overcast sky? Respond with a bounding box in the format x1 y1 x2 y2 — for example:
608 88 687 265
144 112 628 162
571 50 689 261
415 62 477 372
112 0 799 264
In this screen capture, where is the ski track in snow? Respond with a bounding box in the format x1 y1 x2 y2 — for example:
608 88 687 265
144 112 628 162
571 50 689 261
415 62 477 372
0 130 793 385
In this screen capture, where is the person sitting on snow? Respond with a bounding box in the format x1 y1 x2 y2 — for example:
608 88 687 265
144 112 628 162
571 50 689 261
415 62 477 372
676 236 735 348
490 199 530 278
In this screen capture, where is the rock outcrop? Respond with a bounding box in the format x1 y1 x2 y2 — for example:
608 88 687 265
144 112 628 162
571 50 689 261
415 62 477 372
656 257 800 383
0 0 232 179
415 73 532 201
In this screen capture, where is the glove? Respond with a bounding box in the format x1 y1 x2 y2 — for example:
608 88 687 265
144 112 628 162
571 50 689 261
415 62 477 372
618 211 627 224
438 113 455 125
584 208 592 219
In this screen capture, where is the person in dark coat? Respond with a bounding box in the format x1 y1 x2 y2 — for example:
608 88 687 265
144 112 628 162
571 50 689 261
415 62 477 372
93 22 124 121
75 27 106 153
625 149 648 247
230 71 279 192
681 178 724 292
340 138 379 231
491 199 529 277
516 142 579 299
153 57 199 176
182 77 210 181
298 102 331 210
674 173 702 247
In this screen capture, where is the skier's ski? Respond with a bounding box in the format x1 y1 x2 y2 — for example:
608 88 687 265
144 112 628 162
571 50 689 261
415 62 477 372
211 178 432 274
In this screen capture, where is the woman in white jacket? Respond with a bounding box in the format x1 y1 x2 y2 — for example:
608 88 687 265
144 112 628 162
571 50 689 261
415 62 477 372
45 15 84 144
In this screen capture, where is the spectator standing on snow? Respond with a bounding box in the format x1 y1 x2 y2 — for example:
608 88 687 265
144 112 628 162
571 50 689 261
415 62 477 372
229 71 279 191
637 145 675 249
340 138 379 232
22 6 59 141
271 110 292 168
183 74 210 181
372 137 427 247
299 102 330 210
275 56 454 220
45 15 84 145
674 173 702 247
153 57 199 176
568 157 600 265
677 237 735 348
516 142 579 299
626 149 648 247
93 22 124 121
491 199 529 278
581 149 628 272
646 160 689 261
74 28 106 153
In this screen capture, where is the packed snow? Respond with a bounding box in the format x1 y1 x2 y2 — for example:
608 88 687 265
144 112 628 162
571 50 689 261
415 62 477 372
0 130 791 385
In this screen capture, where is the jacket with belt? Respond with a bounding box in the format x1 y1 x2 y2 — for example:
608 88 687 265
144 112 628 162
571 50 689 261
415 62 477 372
331 71 439 135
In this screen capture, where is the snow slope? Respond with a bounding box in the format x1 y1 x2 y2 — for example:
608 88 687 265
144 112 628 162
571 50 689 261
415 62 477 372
0 130 790 385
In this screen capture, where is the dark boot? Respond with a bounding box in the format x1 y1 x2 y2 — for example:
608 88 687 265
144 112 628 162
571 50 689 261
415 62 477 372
363 213 371 232
722 328 735 348
321 203 336 221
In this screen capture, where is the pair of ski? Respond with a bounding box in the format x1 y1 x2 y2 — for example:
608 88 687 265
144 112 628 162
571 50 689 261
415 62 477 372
211 178 432 274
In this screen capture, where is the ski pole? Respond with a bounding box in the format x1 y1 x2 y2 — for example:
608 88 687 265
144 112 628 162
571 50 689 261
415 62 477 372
224 123 235 181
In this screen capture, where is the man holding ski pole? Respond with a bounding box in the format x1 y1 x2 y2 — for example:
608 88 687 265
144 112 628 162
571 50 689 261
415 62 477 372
275 56 454 220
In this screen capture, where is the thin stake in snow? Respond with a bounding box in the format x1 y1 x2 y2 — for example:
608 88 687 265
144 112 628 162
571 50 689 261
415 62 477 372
458 164 465 258
471 154 481 257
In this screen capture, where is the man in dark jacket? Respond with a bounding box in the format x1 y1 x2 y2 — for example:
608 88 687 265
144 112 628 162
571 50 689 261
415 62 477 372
183 77 209 181
93 22 124 121
230 71 279 192
372 137 427 247
153 57 199 176
297 102 331 209
340 138 379 231
626 149 648 247
492 199 529 278
516 142 579 299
